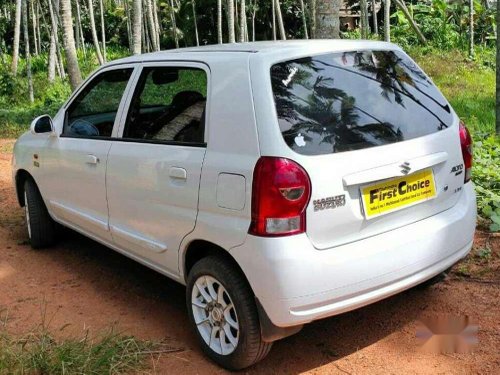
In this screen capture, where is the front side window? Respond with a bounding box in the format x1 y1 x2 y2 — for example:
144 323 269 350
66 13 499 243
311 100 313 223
271 50 453 155
64 68 133 138
123 67 207 144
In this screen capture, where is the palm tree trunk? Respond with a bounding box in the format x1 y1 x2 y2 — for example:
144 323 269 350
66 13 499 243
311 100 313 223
74 4 80 50
245 11 249 41
143 3 150 51
22 0 34 102
152 0 160 48
309 0 316 38
145 0 158 51
48 31 57 81
316 0 340 39
372 1 378 35
36 1 42 53
274 0 286 40
48 0 66 78
272 0 276 40
61 0 82 90
469 0 474 59
56 0 66 78
31 0 38 55
227 0 235 43
124 0 133 52
299 0 309 39
132 0 142 54
217 0 222 43
11 0 22 75
75 0 86 53
360 0 369 38
192 0 199 46
169 0 179 48
88 0 104 64
99 0 106 62
384 0 390 42
239 0 246 43
251 0 256 41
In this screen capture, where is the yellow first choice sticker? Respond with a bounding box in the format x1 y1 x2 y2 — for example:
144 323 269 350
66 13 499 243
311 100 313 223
361 169 437 219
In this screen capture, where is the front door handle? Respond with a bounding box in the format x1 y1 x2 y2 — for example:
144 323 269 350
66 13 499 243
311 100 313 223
169 167 187 180
85 154 99 165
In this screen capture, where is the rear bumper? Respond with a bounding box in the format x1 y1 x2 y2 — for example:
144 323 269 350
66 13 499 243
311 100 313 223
230 183 476 329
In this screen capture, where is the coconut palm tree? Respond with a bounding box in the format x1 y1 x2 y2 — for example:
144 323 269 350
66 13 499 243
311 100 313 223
239 0 246 42
309 0 316 38
22 0 33 102
88 0 104 63
61 0 82 90
169 0 179 48
316 0 340 38
192 0 200 46
217 0 222 43
11 0 22 75
99 0 107 61
48 0 66 79
145 0 159 51
274 0 286 40
227 0 235 43
469 0 474 59
372 0 379 35
132 0 142 54
360 0 370 38
299 0 309 39
384 0 391 42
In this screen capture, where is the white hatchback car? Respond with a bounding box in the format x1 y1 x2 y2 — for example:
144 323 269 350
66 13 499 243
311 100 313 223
13 41 476 370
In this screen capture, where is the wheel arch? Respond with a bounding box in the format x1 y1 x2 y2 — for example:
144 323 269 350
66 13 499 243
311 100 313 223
182 239 247 285
181 239 302 342
15 169 34 207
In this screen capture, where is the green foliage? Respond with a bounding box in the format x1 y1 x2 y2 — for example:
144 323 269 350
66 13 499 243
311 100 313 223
391 0 496 51
475 246 492 261
473 136 500 232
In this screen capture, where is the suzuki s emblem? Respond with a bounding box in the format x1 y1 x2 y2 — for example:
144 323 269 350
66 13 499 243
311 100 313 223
400 162 412 175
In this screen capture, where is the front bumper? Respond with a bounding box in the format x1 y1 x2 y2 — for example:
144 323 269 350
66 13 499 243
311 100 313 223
230 183 476 329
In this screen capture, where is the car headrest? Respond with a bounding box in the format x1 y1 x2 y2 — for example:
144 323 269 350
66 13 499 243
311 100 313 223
172 91 204 108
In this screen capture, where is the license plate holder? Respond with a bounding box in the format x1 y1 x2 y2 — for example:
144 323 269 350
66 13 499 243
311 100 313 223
360 169 437 219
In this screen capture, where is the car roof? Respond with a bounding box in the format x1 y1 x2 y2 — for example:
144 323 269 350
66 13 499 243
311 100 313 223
106 40 400 67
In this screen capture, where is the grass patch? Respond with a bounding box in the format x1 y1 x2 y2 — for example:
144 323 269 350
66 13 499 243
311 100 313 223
0 323 182 374
411 49 495 135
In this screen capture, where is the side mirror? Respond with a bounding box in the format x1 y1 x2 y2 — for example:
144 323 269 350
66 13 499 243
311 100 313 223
30 115 55 135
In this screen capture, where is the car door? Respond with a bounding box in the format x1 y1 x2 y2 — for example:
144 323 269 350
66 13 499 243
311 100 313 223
43 66 137 242
106 63 208 276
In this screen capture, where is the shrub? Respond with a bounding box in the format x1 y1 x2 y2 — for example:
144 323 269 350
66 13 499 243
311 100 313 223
473 135 500 232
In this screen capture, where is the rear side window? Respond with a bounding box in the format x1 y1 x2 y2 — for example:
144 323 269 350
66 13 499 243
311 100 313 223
270 50 453 155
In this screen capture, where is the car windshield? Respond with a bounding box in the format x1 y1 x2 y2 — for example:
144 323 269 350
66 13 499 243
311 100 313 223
270 50 454 155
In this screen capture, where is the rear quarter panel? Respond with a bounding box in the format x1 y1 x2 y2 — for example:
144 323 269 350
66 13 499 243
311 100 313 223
178 54 261 278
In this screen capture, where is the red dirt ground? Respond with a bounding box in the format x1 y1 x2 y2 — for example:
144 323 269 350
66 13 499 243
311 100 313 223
0 139 499 374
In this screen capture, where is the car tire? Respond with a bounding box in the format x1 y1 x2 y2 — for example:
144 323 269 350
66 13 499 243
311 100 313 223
186 256 272 370
24 178 56 249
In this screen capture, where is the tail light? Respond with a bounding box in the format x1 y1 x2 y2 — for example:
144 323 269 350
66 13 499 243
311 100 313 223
249 157 311 237
459 121 473 183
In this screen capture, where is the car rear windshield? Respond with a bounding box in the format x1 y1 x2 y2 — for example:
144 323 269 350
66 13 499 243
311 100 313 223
270 50 453 155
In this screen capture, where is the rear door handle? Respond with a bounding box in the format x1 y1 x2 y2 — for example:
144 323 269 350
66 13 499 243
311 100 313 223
169 167 187 180
85 154 99 165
